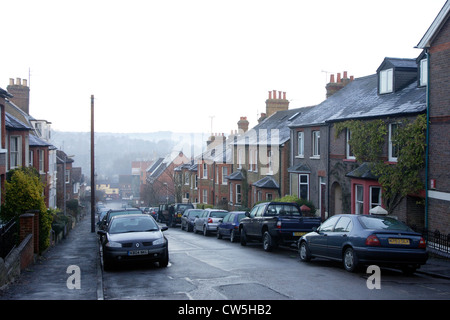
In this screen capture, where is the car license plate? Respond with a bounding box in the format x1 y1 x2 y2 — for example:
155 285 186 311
293 232 306 236
128 250 149 256
388 238 410 245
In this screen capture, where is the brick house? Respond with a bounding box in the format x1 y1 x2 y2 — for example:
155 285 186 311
289 62 427 225
194 133 233 208
229 91 313 210
145 151 190 205
0 88 9 205
5 78 58 209
288 73 353 220
416 0 450 235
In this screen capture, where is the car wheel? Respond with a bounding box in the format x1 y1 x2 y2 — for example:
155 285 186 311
343 247 359 272
203 226 209 236
299 241 311 262
103 257 113 271
263 231 275 252
240 228 247 246
217 230 222 239
230 230 237 243
159 248 169 268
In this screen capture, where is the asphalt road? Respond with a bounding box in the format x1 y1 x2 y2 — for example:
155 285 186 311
101 221 450 300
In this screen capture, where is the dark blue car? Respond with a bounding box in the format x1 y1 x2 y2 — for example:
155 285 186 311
217 211 247 242
298 214 428 274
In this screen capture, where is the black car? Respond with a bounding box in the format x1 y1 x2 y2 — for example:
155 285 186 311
97 214 169 270
298 214 428 273
98 208 142 231
181 209 204 232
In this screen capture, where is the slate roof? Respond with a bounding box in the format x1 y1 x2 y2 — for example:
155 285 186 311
234 106 315 146
5 112 32 130
346 162 379 180
29 134 53 147
226 170 244 181
288 72 426 128
253 176 280 189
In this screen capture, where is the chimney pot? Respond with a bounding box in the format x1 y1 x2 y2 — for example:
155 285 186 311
272 90 276 99
350 75 354 81
16 78 21 86
330 74 335 83
268 91 272 99
9 78 14 85
283 92 286 100
23 79 27 87
343 71 348 79
337 73 341 83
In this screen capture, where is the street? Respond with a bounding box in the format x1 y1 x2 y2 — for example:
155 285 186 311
101 215 450 300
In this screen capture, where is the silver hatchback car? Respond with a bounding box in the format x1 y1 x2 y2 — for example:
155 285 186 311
194 209 228 236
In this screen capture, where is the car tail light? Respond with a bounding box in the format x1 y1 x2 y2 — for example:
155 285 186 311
208 218 213 224
276 221 282 229
365 234 381 246
418 237 426 249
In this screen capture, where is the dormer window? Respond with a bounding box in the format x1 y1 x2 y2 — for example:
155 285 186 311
379 68 393 94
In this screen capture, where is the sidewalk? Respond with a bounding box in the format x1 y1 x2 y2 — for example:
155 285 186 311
0 215 103 300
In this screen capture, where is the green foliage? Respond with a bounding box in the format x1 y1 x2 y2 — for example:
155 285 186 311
335 115 427 213
273 195 317 215
1 167 53 253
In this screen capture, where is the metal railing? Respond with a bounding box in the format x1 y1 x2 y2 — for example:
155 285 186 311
0 219 18 259
415 228 450 258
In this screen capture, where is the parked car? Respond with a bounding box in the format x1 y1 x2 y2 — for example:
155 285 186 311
181 209 204 232
158 203 195 227
239 202 321 252
194 208 229 236
148 207 158 219
217 211 247 242
98 208 142 231
97 214 169 270
298 214 428 273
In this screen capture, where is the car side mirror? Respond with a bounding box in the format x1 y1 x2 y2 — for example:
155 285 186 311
312 227 318 232
161 226 168 232
245 211 250 217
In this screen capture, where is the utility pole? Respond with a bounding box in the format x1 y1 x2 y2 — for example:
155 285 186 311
90 95 95 233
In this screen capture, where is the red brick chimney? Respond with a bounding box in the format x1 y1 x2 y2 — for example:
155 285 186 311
237 116 249 133
265 90 289 117
7 78 30 114
325 71 353 98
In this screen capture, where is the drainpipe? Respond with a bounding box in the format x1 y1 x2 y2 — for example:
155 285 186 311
424 49 430 230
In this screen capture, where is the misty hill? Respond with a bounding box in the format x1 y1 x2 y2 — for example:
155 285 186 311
51 131 209 181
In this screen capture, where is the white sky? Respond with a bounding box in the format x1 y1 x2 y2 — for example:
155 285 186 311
1 0 446 135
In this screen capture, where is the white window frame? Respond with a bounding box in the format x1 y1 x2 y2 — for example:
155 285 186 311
420 59 428 87
346 129 355 160
379 68 393 94
299 174 309 200
297 131 304 158
236 184 242 204
312 131 320 158
370 186 382 209
10 136 22 169
355 184 364 215
389 123 399 162
221 167 228 185
202 163 208 179
202 189 208 204
39 149 45 173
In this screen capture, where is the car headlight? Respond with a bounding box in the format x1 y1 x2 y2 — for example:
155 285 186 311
106 241 122 248
153 238 165 246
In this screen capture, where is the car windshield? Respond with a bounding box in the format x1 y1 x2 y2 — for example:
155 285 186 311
109 217 158 234
188 210 203 217
359 215 413 231
210 211 228 218
178 204 193 211
266 204 300 216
